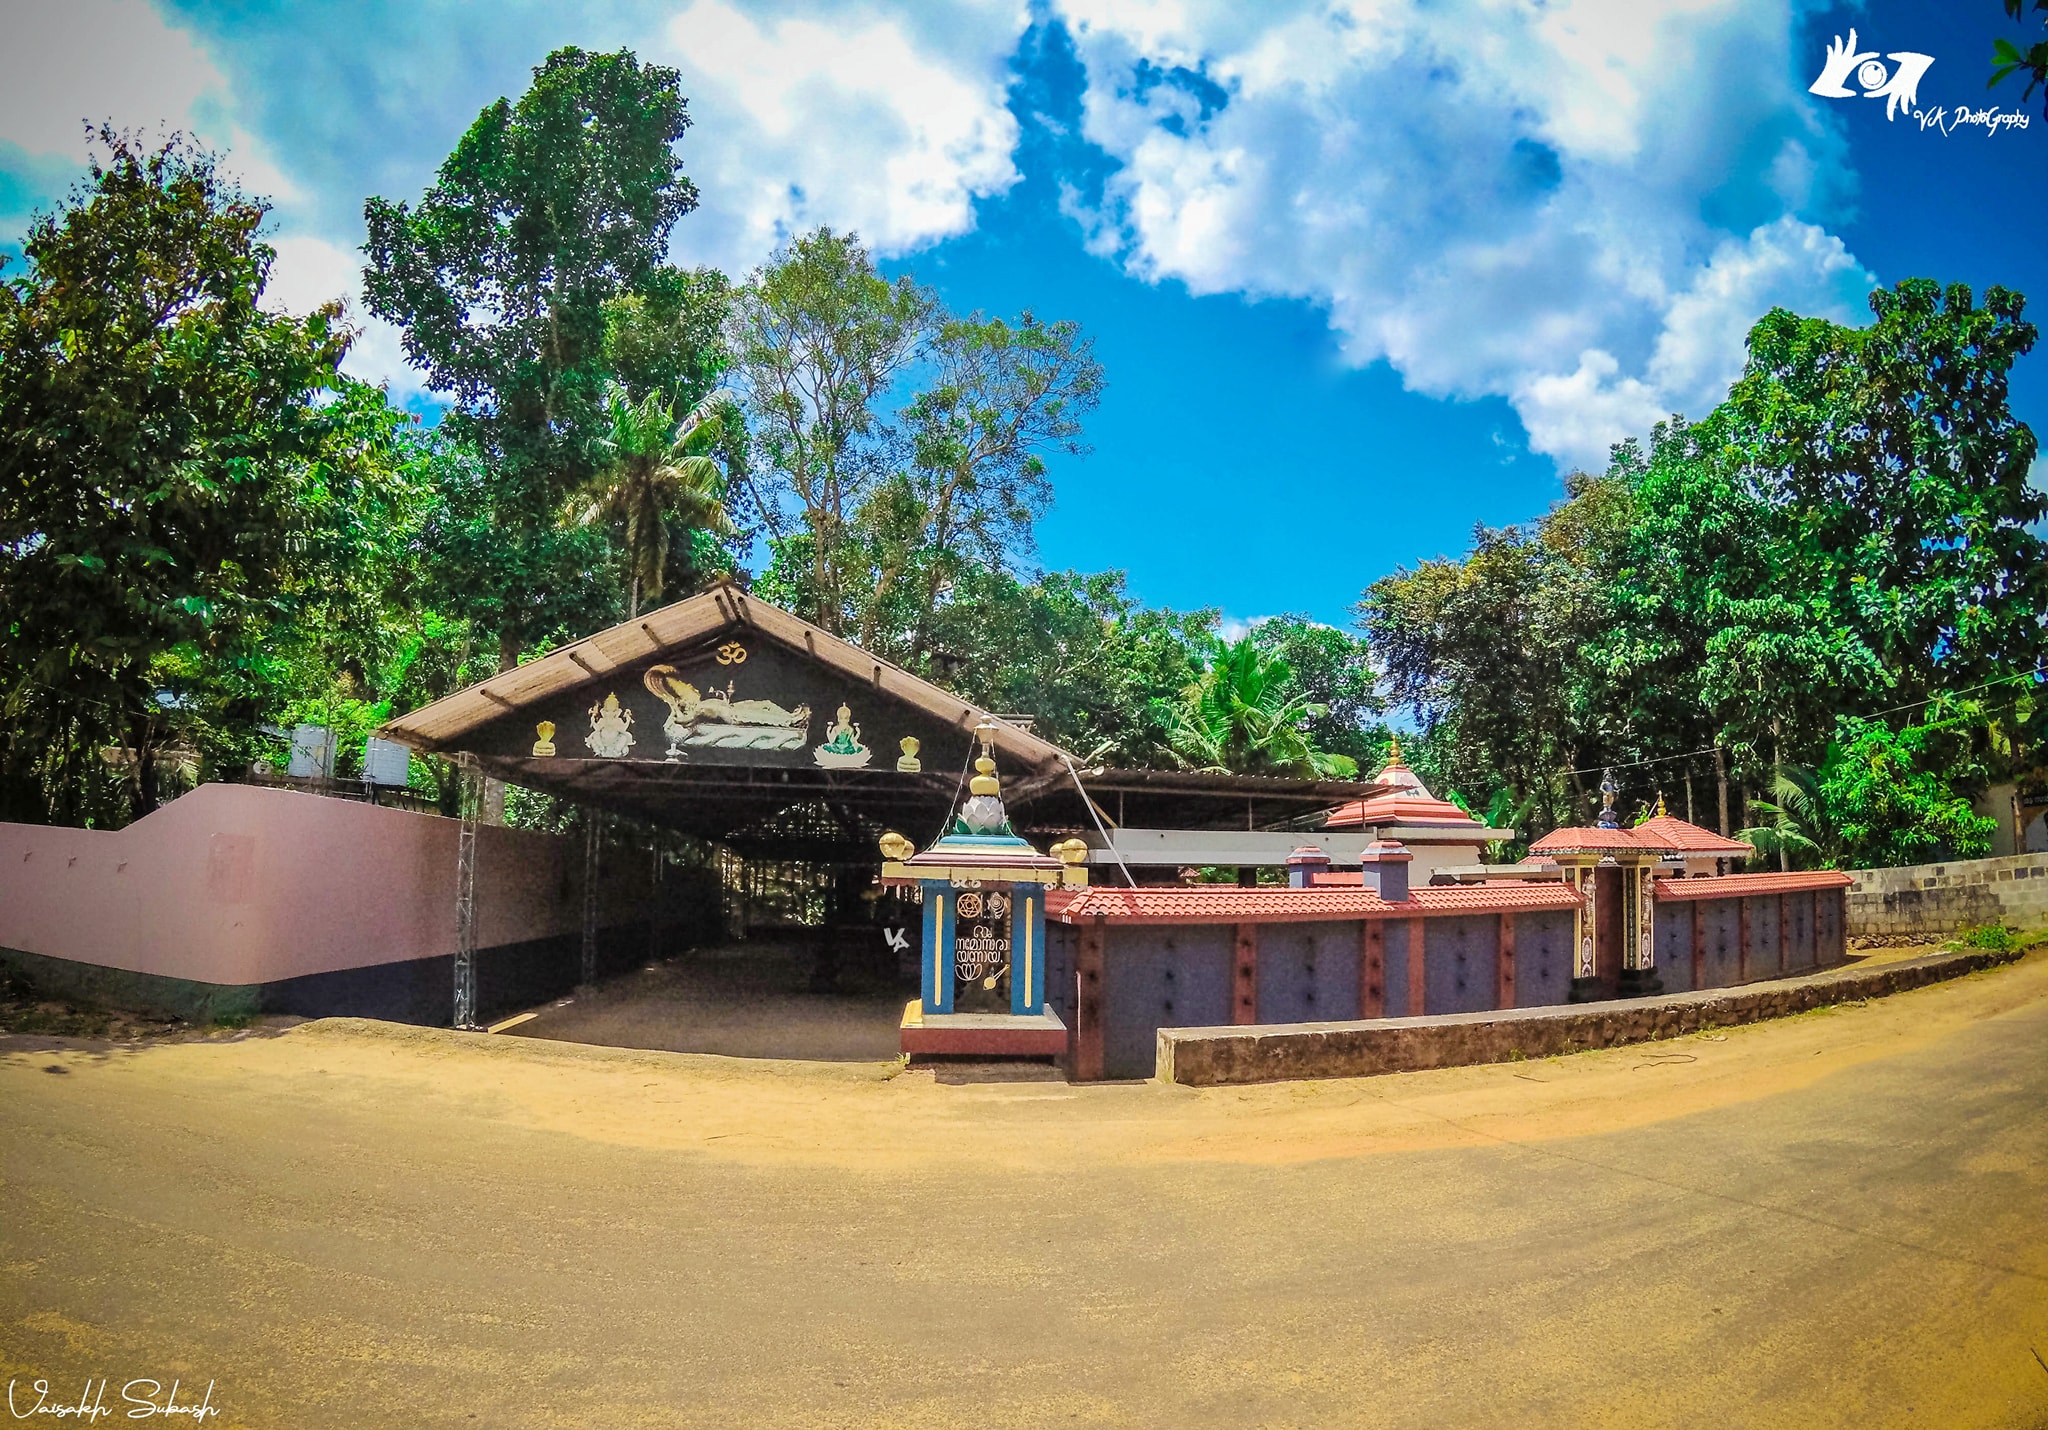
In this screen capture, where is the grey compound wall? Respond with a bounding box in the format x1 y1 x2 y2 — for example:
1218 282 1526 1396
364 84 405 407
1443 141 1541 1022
1846 853 2048 939
1053 909 1576 1080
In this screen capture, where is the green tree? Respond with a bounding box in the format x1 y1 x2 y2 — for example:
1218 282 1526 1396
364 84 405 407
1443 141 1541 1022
1741 716 1998 868
923 567 1211 766
0 129 351 821
602 264 732 408
1248 615 1383 770
572 388 737 617
1154 636 1358 778
362 45 698 668
1992 0 2048 116
728 227 939 633
861 313 1104 657
1724 280 2046 705
1359 473 1635 834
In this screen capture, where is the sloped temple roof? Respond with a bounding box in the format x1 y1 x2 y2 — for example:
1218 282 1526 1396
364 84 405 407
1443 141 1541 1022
379 585 1393 844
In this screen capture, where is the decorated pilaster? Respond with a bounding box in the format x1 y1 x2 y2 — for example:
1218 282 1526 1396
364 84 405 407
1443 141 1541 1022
879 721 1088 1062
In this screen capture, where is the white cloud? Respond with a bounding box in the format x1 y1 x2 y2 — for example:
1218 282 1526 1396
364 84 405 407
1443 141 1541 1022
0 0 295 201
3 0 1029 393
262 234 429 401
652 0 1027 273
0 0 222 161
1054 0 1879 468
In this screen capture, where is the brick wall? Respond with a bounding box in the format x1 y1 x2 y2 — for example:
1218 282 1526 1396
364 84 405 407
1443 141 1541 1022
1845 853 2048 940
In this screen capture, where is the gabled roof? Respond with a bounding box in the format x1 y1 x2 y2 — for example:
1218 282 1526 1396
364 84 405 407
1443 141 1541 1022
1530 811 1753 857
1631 814 1755 855
379 581 1073 773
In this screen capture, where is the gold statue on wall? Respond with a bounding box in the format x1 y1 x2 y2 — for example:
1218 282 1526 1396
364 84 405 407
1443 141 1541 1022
532 721 557 757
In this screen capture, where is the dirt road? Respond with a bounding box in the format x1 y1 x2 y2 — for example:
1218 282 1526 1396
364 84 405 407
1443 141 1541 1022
4 954 2046 1428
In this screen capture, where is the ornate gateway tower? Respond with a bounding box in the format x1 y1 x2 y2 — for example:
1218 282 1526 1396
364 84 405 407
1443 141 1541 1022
880 722 1090 1063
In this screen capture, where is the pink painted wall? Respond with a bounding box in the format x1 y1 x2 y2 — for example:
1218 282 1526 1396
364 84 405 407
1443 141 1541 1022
0 784 648 986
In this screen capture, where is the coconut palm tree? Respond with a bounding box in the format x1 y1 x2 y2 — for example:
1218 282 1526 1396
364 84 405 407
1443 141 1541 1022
1153 636 1358 778
574 387 738 617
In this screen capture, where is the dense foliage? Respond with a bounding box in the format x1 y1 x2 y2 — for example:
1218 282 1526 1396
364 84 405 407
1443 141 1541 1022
1365 279 2047 867
3 47 2042 876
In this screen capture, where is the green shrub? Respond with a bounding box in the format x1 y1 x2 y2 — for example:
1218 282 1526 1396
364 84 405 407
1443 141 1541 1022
1955 924 2017 954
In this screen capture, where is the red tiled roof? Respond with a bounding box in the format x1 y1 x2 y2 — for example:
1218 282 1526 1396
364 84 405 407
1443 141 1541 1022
1527 826 1645 854
1652 870 1853 901
1323 791 1488 829
1631 814 1753 855
1046 881 1581 925
1529 812 1751 857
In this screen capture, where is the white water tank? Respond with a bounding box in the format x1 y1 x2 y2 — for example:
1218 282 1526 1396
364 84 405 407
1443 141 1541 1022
362 736 412 787
287 724 335 778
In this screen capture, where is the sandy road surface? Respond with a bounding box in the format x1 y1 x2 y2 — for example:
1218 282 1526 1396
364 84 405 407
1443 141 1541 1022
3 953 2046 1428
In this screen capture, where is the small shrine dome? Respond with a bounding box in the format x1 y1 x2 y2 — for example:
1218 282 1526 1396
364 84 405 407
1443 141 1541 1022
1323 738 1485 831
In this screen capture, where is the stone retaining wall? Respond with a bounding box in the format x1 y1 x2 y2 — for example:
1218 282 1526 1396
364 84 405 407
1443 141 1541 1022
1154 946 2026 1086
1845 854 2048 940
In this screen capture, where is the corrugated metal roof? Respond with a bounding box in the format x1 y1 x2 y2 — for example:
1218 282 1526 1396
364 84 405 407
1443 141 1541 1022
377 582 1073 773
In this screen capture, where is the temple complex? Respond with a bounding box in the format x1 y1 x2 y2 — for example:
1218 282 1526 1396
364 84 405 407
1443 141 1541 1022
0 584 1854 1080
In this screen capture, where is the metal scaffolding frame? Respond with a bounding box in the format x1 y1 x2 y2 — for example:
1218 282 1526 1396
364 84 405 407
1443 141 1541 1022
453 754 480 1030
581 814 601 984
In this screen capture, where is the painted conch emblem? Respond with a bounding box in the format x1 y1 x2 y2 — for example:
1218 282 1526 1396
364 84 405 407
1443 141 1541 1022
532 720 557 758
585 692 635 759
813 702 872 768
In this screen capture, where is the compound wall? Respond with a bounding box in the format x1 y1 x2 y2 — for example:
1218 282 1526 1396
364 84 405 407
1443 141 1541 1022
1845 853 2048 940
0 784 713 1023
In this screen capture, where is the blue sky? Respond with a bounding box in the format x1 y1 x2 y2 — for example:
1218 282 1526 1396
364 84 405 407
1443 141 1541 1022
3 0 2043 628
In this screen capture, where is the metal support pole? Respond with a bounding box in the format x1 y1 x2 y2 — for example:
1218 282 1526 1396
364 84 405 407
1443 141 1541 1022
453 754 480 1030
581 814 601 985
648 841 663 965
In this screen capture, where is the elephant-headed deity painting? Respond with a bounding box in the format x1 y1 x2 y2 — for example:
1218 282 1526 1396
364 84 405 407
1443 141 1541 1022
641 664 813 761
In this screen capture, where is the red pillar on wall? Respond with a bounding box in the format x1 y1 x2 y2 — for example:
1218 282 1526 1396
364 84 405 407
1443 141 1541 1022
1360 919 1385 1018
1408 916 1427 1017
1496 912 1517 1009
1738 898 1753 983
1691 901 1706 990
1074 922 1105 1081
1232 923 1259 1025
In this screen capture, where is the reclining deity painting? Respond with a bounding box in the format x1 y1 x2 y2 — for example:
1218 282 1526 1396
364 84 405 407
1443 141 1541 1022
641 665 813 759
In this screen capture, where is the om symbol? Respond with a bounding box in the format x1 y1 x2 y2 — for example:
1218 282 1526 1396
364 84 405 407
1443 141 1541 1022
716 642 748 665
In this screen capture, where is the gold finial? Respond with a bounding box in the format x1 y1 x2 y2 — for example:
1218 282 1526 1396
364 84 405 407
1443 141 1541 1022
1656 793 1667 817
969 720 1001 796
1388 734 1403 764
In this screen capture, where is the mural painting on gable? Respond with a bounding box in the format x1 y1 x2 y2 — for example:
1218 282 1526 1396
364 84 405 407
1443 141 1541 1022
586 693 635 758
643 664 811 760
487 636 974 776
813 703 871 768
